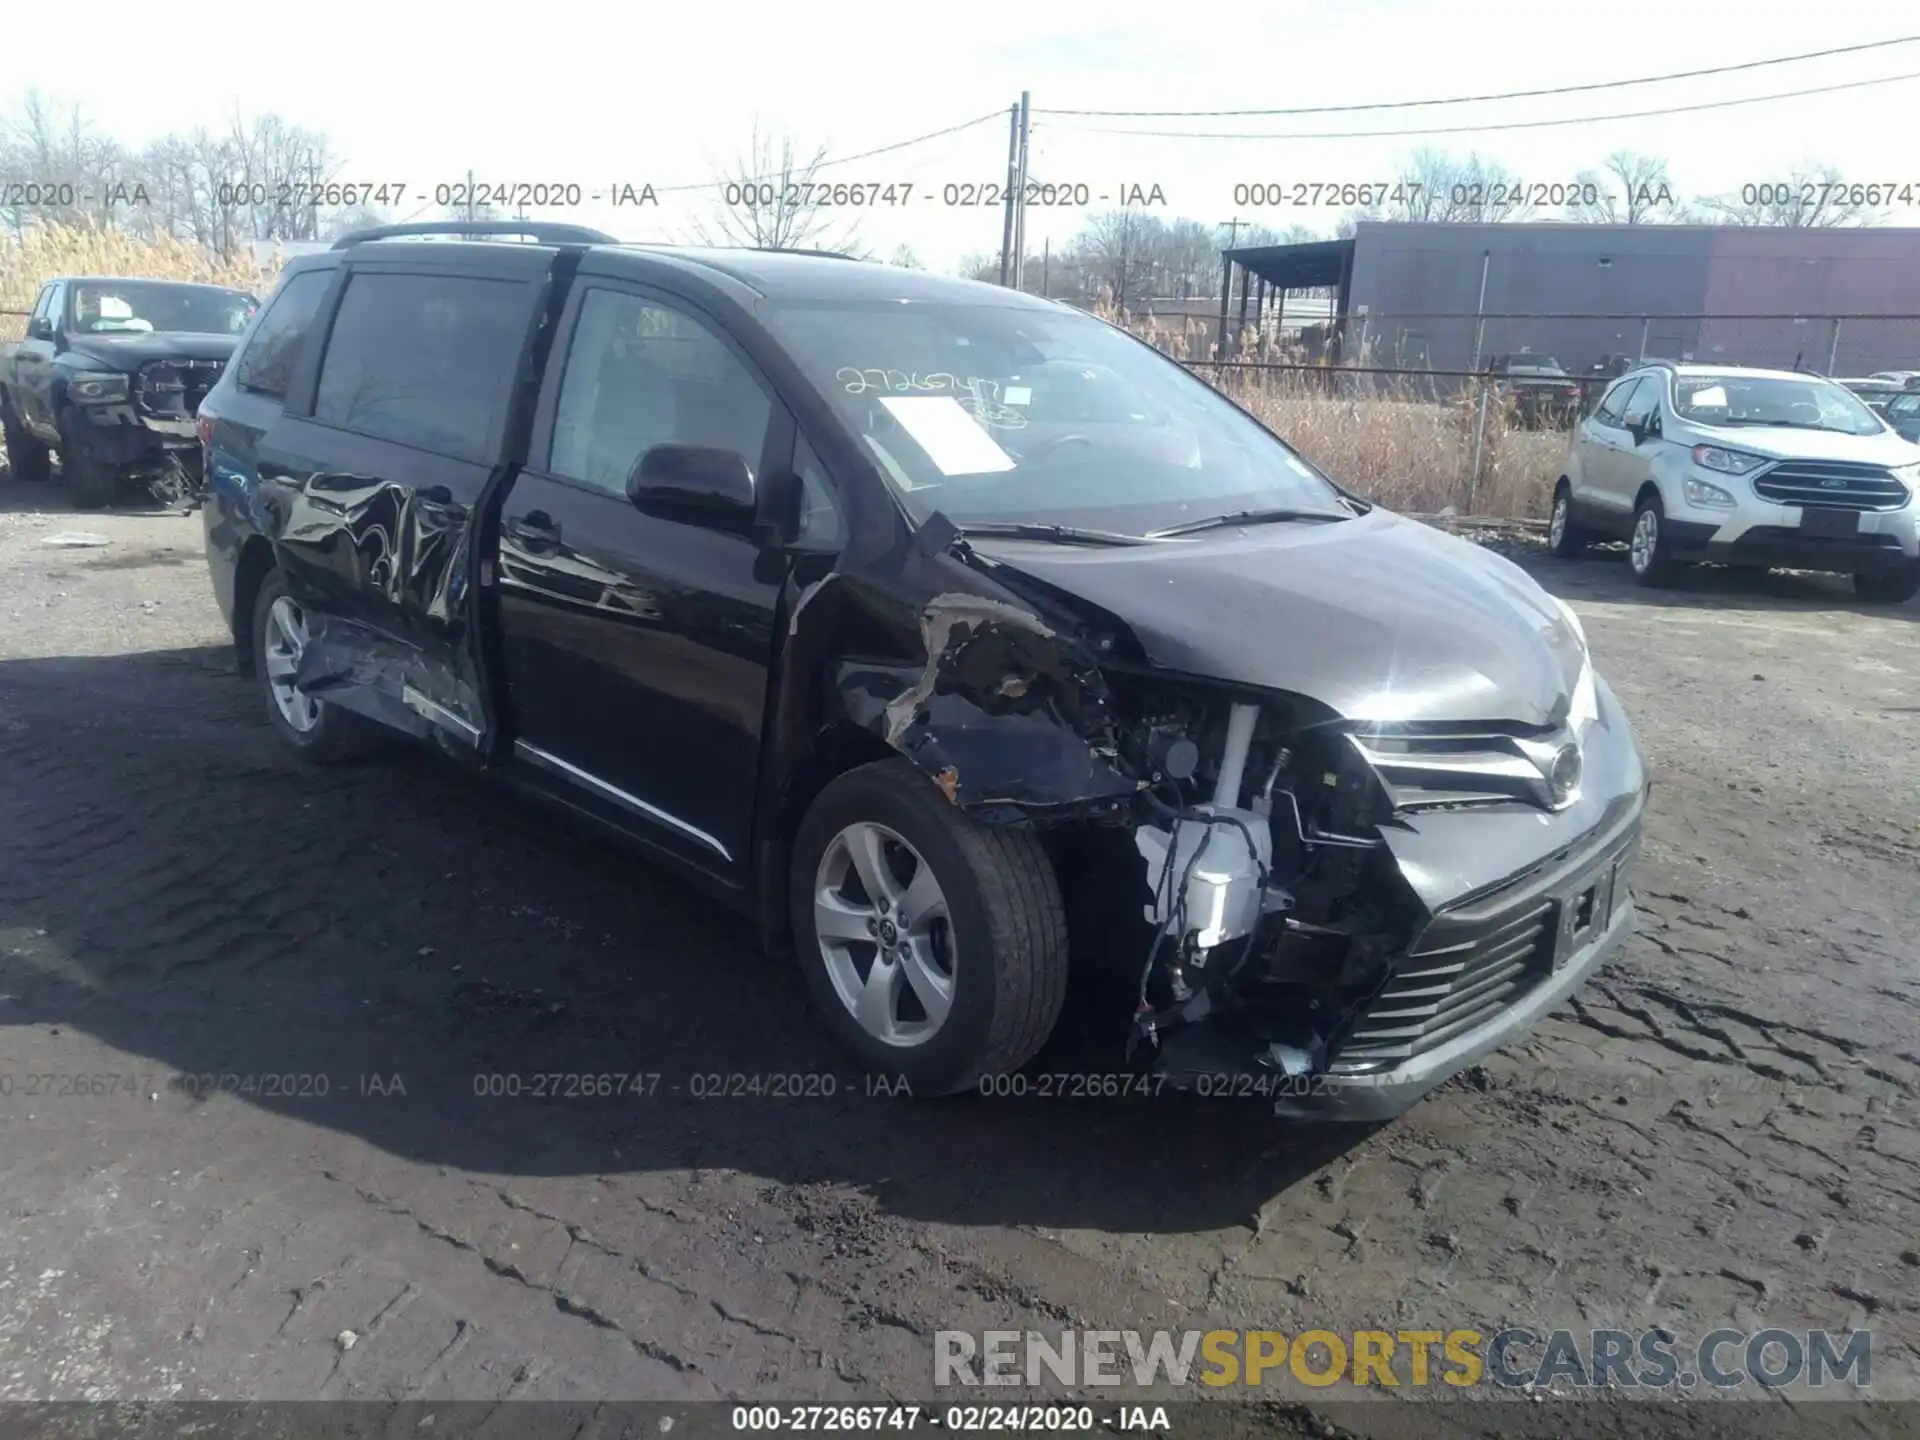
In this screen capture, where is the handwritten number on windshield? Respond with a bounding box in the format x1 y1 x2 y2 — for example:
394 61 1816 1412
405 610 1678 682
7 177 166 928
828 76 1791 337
836 367 1028 429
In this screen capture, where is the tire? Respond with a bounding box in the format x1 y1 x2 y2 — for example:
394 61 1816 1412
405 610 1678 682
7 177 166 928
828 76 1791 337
250 569 383 762
58 414 119 510
1856 561 1920 604
1548 481 1588 557
1628 492 1681 588
789 758 1069 1097
1 404 52 483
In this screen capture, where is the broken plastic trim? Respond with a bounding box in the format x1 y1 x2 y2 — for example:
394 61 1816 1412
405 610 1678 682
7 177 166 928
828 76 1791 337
874 592 1140 816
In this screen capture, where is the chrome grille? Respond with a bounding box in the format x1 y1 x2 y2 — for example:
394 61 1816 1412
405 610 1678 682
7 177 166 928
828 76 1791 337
1328 901 1555 1075
136 359 225 419
1753 461 1910 511
1350 729 1576 812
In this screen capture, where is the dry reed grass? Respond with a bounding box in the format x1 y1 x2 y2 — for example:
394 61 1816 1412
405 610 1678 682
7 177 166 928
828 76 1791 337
1114 307 1567 520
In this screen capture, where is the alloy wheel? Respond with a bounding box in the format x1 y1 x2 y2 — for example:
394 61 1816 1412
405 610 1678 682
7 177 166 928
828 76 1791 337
1549 494 1568 548
1630 507 1658 574
263 595 322 733
813 821 955 1048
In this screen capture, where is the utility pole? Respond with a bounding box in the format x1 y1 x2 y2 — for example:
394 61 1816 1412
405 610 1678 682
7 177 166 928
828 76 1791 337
998 103 1020 286
1216 218 1244 360
1010 91 1032 291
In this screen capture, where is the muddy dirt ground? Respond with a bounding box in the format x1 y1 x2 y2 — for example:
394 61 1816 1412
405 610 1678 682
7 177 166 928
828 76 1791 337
1 475 1917 1438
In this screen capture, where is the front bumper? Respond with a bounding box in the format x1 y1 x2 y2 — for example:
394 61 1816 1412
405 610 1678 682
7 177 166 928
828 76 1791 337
1276 802 1642 1121
1662 485 1920 570
75 404 199 466
1666 520 1911 574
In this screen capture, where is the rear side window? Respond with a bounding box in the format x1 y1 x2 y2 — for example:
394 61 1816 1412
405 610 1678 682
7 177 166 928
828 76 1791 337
234 269 333 399
314 271 532 461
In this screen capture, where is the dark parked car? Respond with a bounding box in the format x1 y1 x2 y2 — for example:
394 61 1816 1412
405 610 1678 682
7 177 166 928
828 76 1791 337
1 275 258 507
200 222 1648 1117
1886 391 1920 444
1484 354 1585 429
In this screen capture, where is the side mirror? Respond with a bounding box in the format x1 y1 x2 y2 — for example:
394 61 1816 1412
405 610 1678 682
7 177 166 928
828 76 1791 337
26 317 53 341
625 443 756 525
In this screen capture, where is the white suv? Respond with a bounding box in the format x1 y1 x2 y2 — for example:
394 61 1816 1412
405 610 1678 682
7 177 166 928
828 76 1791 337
1550 363 1920 603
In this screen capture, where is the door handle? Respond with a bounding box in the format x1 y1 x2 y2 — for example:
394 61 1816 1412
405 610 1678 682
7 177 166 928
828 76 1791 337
504 511 562 554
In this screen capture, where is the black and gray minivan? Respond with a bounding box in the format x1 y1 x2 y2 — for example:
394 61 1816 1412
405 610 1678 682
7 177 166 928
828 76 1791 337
200 222 1647 1117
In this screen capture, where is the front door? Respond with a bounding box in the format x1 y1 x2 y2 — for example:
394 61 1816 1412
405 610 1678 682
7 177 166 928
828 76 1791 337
494 283 791 876
1575 376 1644 532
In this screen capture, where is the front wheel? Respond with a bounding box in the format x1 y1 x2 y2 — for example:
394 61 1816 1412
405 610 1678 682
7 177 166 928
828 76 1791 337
58 416 120 510
1856 561 1920 604
1628 493 1682 588
790 758 1069 1097
1548 482 1588 558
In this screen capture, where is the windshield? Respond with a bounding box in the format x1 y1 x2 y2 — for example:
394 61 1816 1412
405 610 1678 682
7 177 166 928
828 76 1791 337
1672 375 1884 436
70 281 258 336
1497 357 1565 374
763 299 1348 535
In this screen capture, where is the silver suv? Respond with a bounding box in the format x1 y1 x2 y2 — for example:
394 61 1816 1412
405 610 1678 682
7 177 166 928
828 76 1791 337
1550 363 1920 603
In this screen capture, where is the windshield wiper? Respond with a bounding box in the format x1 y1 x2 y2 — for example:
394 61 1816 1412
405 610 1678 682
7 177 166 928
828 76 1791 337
944 519 1154 547
1144 506 1350 539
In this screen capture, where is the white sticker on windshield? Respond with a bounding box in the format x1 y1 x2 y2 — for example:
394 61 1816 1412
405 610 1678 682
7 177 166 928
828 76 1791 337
1003 386 1032 406
99 296 133 319
878 396 1017 475
1689 385 1729 408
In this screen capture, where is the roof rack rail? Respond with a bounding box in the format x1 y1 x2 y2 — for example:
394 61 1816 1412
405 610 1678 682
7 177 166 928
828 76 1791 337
330 220 617 250
747 246 861 261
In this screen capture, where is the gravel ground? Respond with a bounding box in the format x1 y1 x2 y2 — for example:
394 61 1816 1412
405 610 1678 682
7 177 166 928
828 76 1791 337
1 474 1917 1438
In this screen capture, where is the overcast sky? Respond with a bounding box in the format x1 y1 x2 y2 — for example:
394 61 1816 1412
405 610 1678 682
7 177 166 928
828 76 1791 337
9 5 1920 272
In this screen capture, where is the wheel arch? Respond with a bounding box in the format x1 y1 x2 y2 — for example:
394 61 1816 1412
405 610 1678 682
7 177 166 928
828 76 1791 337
230 536 278 673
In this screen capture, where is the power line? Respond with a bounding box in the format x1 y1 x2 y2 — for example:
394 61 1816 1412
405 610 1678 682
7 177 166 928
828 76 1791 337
1032 35 1920 117
1035 69 1920 141
651 109 1007 195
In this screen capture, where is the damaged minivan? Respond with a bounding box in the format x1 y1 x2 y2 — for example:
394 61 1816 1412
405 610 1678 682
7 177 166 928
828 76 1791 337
200 222 1648 1118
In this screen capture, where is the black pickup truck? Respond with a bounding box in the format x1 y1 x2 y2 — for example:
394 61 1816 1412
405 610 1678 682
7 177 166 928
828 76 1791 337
200 222 1646 1114
1 275 257 507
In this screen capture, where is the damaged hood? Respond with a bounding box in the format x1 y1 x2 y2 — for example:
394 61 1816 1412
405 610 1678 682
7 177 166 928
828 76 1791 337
64 332 239 369
966 509 1586 728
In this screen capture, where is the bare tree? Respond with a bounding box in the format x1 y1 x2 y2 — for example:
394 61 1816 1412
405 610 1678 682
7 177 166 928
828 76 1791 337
1697 163 1881 227
887 243 923 269
1074 209 1170 308
695 122 858 251
0 91 126 235
1566 151 1689 224
955 250 1000 282
1338 148 1535 232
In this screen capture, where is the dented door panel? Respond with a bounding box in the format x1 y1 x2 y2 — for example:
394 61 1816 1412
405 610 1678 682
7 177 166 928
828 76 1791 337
263 416 497 742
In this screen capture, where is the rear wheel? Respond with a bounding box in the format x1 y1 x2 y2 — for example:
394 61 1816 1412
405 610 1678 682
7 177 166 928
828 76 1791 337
790 758 1069 1097
1548 482 1588 558
250 569 383 762
1629 492 1681 588
58 414 119 510
1 404 51 483
1856 561 1920 604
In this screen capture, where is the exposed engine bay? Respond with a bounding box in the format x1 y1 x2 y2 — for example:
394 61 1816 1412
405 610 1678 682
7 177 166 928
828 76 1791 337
1073 675 1427 1089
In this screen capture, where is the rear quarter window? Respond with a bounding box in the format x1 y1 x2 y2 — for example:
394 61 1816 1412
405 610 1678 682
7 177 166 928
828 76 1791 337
234 269 333 399
313 271 535 461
